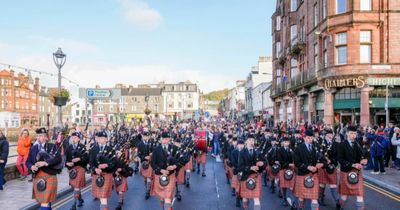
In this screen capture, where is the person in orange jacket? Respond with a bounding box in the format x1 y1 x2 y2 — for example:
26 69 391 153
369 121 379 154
16 128 31 180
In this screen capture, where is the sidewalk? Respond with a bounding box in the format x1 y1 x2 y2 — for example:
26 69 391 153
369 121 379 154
363 167 400 195
0 168 91 210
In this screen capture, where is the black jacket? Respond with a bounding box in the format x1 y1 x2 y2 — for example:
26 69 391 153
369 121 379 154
0 136 9 164
89 144 117 173
65 143 89 169
137 140 151 162
230 148 240 175
150 144 179 175
277 147 294 169
267 146 279 165
238 148 266 181
337 140 364 172
293 143 318 176
319 139 339 167
26 142 62 175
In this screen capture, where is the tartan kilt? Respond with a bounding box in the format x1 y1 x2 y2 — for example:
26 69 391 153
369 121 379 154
339 170 364 197
278 169 295 189
177 169 185 185
227 166 233 180
91 173 113 199
231 174 240 191
239 174 262 199
266 165 278 180
32 171 58 204
196 152 207 164
318 168 338 185
69 166 86 189
140 163 154 179
115 176 128 193
151 173 176 200
184 156 193 171
293 174 319 200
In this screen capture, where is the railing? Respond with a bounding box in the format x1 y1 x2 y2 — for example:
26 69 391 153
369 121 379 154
6 144 17 165
273 68 318 96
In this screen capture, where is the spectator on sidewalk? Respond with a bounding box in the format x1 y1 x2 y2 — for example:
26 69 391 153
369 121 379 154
16 129 31 180
0 130 10 191
391 126 400 170
368 127 389 174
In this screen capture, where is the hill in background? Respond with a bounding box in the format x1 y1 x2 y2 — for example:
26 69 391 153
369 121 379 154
203 89 229 101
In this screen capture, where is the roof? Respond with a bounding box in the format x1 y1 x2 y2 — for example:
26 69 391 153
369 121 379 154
0 69 12 77
121 88 162 96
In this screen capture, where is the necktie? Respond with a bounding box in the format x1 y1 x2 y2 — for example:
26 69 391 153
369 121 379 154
73 144 77 150
38 144 42 151
308 144 312 152
100 146 104 152
250 149 253 156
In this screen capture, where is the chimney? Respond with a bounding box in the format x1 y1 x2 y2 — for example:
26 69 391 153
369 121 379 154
34 77 40 91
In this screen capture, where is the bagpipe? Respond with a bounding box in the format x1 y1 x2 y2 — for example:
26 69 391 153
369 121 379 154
159 142 188 187
94 142 117 188
141 137 160 170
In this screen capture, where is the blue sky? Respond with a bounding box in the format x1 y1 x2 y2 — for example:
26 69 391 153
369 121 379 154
0 0 275 94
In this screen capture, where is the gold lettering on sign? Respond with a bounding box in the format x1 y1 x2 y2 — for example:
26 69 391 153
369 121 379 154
324 76 365 89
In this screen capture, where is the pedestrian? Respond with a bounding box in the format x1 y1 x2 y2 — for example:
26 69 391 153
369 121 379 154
16 128 31 180
0 130 10 191
368 127 388 174
390 126 400 170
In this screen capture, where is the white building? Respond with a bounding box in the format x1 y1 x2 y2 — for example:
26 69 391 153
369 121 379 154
158 81 200 120
70 99 93 125
261 83 274 125
252 82 270 117
245 56 273 118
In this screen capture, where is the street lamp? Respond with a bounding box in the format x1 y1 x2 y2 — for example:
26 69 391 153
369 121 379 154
385 84 393 127
53 48 66 129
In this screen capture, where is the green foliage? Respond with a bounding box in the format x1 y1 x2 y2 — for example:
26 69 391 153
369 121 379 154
204 89 229 101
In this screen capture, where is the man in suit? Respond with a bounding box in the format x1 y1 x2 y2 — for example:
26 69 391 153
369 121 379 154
238 135 266 210
293 129 324 210
277 137 296 208
150 131 178 210
337 125 368 210
26 127 62 210
137 131 153 199
230 139 245 207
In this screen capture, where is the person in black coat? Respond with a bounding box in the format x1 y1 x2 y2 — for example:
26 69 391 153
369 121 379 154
65 131 89 210
26 127 62 210
337 125 368 210
230 139 244 207
277 137 295 207
0 130 9 191
237 135 266 210
266 137 279 193
293 129 324 210
137 131 153 199
150 131 179 210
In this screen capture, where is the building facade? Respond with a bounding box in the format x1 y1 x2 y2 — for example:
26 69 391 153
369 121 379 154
252 82 271 118
70 99 93 125
271 0 400 127
158 81 200 119
244 56 273 119
0 69 40 128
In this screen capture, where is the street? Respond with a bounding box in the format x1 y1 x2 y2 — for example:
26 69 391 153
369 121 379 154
50 157 400 210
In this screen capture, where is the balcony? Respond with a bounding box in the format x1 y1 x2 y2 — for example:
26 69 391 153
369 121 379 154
289 68 317 90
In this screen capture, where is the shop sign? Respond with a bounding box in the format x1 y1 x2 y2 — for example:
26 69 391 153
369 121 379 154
324 76 365 89
367 78 400 86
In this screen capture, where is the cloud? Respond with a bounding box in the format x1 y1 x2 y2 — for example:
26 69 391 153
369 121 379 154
116 0 163 30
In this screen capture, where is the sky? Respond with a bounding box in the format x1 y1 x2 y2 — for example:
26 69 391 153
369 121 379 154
0 0 275 100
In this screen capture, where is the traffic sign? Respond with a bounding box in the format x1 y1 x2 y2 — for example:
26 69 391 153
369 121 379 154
79 88 121 99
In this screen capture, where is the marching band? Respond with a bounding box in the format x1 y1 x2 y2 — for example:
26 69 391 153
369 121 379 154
25 119 370 210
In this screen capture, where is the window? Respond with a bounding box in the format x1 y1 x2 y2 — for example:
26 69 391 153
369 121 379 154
290 25 298 45
291 0 297 12
110 106 114 112
335 88 361 100
187 103 193 108
168 103 173 108
360 0 371 11
360 31 372 63
314 3 319 27
323 37 329 67
290 59 298 78
323 0 327 19
276 68 281 77
314 43 319 66
336 0 347 14
76 110 79 115
336 32 347 64
276 42 281 58
82 110 85 115
276 16 281 31
88 110 91 115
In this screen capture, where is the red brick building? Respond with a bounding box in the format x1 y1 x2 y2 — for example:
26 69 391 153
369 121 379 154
271 0 400 127
0 69 40 127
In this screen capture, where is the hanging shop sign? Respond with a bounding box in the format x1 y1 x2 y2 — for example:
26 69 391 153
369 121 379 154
324 76 365 89
367 78 400 86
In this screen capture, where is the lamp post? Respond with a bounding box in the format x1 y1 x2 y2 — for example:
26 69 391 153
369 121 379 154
53 48 66 129
386 84 389 127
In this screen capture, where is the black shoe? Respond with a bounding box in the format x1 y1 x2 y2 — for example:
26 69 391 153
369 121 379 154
145 192 150 200
77 198 84 207
115 203 122 210
318 197 326 206
282 200 289 206
290 207 298 210
231 189 236 196
70 204 77 210
270 187 275 194
185 182 190 188
202 172 206 177
28 178 33 182
176 194 182 201
197 169 200 175
235 197 241 207
336 202 341 210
